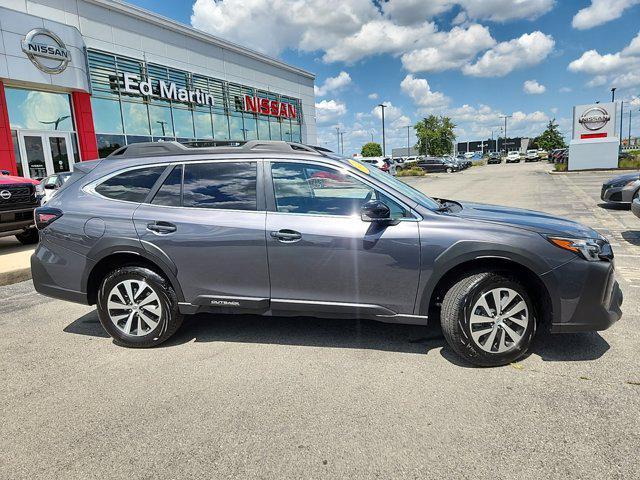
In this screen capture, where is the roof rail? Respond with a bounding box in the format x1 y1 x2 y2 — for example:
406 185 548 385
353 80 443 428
107 140 331 159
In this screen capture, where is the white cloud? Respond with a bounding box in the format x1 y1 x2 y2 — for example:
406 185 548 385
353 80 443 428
568 31 640 89
314 71 352 97
459 0 555 22
372 102 412 130
315 99 347 123
523 79 546 94
191 0 555 71
572 0 640 30
559 86 572 93
401 24 496 73
368 93 379 100
400 74 450 110
463 31 555 77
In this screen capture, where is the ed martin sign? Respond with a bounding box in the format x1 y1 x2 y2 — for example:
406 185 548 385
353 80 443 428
243 95 297 119
121 72 214 107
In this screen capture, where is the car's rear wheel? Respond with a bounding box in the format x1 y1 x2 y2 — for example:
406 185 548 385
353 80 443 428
97 266 183 348
440 272 536 367
446 167 453 173
16 228 38 245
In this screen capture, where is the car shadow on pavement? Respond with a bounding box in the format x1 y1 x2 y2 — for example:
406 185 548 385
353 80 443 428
621 231 640 246
598 202 630 211
64 311 611 366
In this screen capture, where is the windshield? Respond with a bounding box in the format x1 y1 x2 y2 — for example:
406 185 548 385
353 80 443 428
337 155 441 210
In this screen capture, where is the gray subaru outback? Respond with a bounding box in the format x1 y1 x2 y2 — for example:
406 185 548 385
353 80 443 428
31 141 623 367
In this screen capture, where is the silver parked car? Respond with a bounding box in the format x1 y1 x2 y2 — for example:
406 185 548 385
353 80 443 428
601 172 640 204
31 141 622 367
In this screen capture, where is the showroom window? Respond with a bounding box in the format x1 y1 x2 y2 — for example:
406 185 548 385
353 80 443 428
87 49 304 157
5 87 74 132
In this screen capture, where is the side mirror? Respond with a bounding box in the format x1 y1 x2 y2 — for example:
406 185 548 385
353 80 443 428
361 200 391 222
44 184 56 190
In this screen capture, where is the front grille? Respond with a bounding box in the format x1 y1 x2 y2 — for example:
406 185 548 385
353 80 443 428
0 185 36 208
610 192 623 202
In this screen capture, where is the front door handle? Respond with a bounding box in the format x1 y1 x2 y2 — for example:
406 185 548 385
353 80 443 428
270 229 302 243
147 221 177 234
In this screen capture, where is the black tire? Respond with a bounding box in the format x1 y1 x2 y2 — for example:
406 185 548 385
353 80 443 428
440 272 536 367
446 167 453 173
15 228 39 245
96 266 184 348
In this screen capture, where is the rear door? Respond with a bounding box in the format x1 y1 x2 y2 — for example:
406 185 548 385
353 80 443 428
133 160 270 309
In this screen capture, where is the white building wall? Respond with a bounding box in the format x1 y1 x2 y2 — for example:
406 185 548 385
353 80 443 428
2 0 317 143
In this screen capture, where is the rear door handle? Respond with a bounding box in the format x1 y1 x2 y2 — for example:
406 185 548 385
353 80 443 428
147 221 177 234
270 229 302 243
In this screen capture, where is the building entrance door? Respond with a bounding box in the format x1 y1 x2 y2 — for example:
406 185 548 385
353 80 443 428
17 131 76 179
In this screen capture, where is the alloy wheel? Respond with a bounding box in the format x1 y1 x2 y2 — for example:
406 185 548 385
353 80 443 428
107 279 162 336
468 287 529 354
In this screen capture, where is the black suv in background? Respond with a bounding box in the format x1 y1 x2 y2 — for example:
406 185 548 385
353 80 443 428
0 173 41 244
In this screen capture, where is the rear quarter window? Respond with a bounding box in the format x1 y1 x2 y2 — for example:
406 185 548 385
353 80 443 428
95 166 166 203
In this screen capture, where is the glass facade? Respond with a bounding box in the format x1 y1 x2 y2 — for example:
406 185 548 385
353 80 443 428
88 50 304 158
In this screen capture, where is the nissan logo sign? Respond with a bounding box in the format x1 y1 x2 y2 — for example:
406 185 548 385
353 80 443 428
0 190 11 200
578 106 611 131
21 28 71 74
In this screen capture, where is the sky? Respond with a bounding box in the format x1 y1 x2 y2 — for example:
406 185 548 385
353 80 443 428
128 0 640 155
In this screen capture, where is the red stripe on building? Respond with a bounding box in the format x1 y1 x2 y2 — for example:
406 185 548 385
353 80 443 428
0 81 18 176
71 91 99 161
580 132 607 139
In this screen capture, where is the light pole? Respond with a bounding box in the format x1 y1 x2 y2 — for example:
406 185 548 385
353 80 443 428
611 87 616 102
620 101 624 152
335 126 341 153
499 115 512 152
378 103 387 156
340 131 345 155
405 125 411 156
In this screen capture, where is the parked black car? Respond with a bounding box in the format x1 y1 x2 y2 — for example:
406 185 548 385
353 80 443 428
416 157 460 173
487 152 502 164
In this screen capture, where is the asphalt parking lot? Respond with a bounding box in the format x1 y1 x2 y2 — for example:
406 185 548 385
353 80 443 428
1 161 639 479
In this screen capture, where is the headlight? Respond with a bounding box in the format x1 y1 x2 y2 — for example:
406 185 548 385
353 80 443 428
545 236 611 262
609 178 639 188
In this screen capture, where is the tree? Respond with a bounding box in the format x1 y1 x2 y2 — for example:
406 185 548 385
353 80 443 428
361 142 382 157
415 115 456 156
534 119 566 151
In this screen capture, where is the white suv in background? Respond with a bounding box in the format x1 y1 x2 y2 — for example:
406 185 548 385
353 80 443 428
506 151 521 163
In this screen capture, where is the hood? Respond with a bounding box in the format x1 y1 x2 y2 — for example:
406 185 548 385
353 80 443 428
454 201 599 238
0 175 39 186
604 172 639 185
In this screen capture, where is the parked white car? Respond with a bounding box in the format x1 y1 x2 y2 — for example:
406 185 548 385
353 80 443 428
36 172 73 204
360 157 397 175
525 149 539 162
505 151 521 163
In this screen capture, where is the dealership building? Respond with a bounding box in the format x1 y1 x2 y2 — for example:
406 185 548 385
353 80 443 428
0 0 316 179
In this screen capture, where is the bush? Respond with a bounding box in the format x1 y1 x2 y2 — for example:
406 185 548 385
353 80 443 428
472 160 486 167
554 162 567 172
397 166 425 177
619 157 640 169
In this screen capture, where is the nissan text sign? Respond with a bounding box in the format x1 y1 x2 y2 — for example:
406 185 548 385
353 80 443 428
572 102 616 140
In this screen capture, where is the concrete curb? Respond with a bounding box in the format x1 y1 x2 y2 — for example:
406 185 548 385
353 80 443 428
0 267 32 287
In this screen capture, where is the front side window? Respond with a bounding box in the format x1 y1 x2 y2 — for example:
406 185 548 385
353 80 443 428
270 162 408 218
182 162 257 210
95 166 165 203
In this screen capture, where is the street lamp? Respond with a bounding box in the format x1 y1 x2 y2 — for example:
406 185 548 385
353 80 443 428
378 103 387 156
156 120 168 137
499 115 512 152
39 115 70 131
611 87 616 102
404 125 411 156
335 126 341 153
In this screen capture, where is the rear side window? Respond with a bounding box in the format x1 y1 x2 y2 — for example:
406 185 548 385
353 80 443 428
182 162 257 210
95 166 165 203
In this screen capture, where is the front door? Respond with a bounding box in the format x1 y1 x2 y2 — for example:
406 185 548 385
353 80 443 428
265 160 421 317
17 131 75 179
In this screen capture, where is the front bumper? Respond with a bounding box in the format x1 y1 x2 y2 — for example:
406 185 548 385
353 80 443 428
0 205 37 235
601 182 638 203
544 259 623 333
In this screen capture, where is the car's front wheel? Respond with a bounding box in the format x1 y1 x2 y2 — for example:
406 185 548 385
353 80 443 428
97 266 184 348
440 272 536 367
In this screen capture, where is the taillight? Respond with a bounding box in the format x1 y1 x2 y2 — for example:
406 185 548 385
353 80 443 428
34 207 63 230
